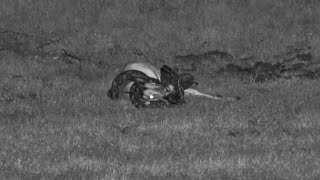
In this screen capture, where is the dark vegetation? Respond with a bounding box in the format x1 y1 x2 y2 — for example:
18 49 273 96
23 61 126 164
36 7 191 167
1 0 320 179
174 47 320 83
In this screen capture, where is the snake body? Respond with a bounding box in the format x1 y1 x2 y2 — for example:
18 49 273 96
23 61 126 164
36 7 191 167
108 62 196 108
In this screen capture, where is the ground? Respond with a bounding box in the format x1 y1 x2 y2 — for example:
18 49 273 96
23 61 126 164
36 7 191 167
1 0 320 179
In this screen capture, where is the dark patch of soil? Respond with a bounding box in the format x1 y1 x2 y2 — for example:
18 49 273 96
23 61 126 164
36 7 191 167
174 47 319 83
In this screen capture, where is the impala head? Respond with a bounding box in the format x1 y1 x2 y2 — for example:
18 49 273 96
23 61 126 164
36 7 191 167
142 82 175 101
127 81 175 108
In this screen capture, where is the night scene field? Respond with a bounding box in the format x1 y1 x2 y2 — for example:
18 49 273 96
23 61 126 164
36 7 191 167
1 0 320 179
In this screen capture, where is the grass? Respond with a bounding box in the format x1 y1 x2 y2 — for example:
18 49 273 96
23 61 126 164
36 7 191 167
1 0 320 179
1 50 320 179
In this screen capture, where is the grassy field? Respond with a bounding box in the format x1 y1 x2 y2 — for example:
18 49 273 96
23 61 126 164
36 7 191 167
1 0 320 179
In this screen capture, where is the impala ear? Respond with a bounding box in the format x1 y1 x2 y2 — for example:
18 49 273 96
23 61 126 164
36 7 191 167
179 73 196 89
160 65 175 85
160 65 195 90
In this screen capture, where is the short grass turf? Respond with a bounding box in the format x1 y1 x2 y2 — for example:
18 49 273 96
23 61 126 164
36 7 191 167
1 1 320 179
1 51 320 180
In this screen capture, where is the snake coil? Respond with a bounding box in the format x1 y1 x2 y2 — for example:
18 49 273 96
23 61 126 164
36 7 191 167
108 66 196 108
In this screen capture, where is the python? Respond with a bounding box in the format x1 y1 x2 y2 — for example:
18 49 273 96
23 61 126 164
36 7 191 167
108 62 191 107
107 69 180 108
108 62 239 108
